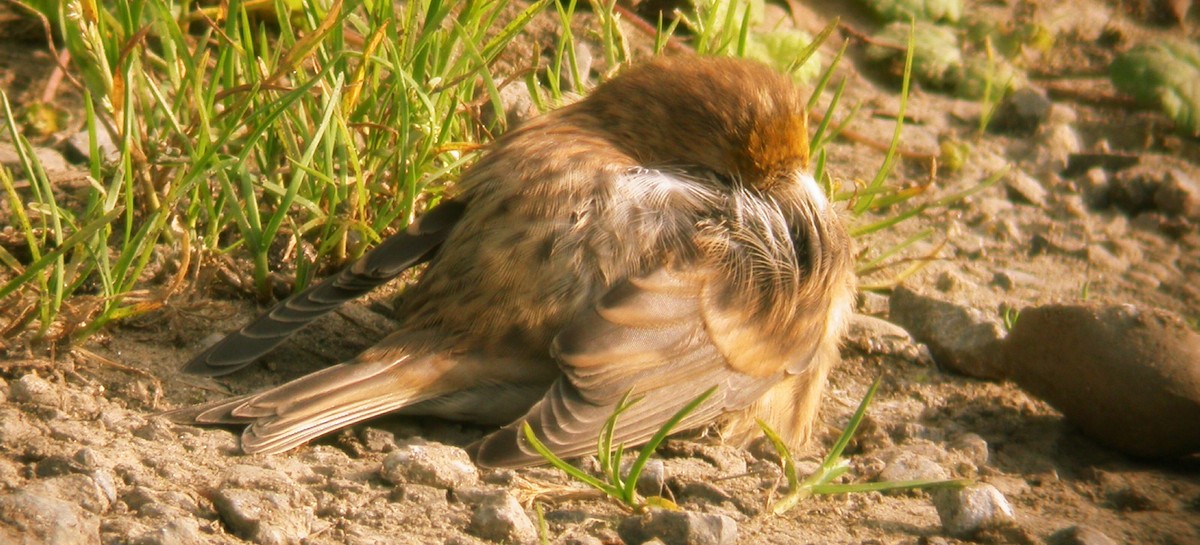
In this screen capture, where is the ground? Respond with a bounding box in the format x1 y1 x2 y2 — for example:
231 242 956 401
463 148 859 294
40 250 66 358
1 1 1199 544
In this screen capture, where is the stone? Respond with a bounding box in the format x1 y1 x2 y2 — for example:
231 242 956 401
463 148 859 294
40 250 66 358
0 490 100 545
1002 304 1200 458
210 465 318 545
381 438 478 489
468 491 536 544
617 509 737 545
889 287 1007 380
932 483 1016 537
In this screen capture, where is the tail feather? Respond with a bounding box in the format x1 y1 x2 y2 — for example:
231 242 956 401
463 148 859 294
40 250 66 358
167 351 463 455
182 200 465 377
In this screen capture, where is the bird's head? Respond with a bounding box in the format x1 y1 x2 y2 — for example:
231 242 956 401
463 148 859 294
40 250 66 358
578 56 811 193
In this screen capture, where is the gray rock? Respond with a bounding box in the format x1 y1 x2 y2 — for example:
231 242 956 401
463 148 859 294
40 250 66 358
949 433 990 466
1005 169 1049 208
932 483 1015 537
468 491 536 544
991 268 1041 291
66 129 120 164
994 87 1052 132
888 287 1007 380
621 458 665 498
0 490 101 545
845 314 930 364
618 509 737 545
381 438 478 489
1153 168 1200 220
10 373 59 405
210 465 318 545
131 517 204 545
1002 304 1200 458
1035 114 1082 174
879 451 950 483
1050 524 1119 545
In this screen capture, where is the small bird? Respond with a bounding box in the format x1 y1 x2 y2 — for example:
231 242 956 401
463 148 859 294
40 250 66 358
170 55 855 468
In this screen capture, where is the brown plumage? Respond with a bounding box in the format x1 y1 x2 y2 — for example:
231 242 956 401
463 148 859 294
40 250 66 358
169 56 855 468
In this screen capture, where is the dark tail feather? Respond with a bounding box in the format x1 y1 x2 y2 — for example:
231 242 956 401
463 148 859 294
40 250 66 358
182 200 466 376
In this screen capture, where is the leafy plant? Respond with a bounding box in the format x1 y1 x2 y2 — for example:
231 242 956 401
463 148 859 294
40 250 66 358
1111 40 1200 136
521 387 717 511
759 377 970 515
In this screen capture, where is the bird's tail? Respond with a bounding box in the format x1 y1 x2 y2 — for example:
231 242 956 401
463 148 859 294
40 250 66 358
166 348 464 454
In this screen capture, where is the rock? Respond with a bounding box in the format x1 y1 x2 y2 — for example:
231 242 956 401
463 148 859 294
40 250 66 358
0 490 101 545
889 287 1007 380
130 517 203 545
846 314 929 363
949 433 990 467
618 509 737 545
879 451 950 483
1005 170 1049 208
991 268 1041 291
1002 304 1200 458
10 373 59 405
1049 524 1118 545
993 87 1052 133
210 465 318 545
468 491 536 544
932 483 1016 538
1035 112 1082 174
622 458 665 498
1153 168 1200 220
1079 167 1110 208
65 129 120 164
381 438 478 489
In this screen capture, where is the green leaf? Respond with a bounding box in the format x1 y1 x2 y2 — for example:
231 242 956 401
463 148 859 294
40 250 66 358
743 27 823 84
866 21 961 90
1111 40 1200 136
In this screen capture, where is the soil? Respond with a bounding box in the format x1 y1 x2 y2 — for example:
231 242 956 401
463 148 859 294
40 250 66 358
2 1 1199 544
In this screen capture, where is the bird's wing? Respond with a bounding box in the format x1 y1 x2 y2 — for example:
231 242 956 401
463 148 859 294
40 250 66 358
471 263 826 468
181 200 466 376
167 328 559 454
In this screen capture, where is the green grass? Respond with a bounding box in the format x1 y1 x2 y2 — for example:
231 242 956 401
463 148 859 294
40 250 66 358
522 387 717 512
759 378 969 515
2 0 548 340
0 0 991 343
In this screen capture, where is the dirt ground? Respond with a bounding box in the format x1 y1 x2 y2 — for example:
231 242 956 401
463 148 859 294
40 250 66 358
2 1 1199 544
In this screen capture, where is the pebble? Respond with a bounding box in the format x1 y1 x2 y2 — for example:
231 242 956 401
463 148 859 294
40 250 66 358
1005 170 1050 208
210 465 318 545
130 517 203 545
0 490 101 545
623 458 666 498
10 374 59 406
879 451 950 483
991 268 1041 291
932 483 1015 537
468 491 536 544
617 509 738 545
845 314 928 363
948 433 990 467
994 87 1052 132
1152 168 1200 220
888 287 1007 380
380 438 479 490
1002 304 1200 458
1049 524 1118 545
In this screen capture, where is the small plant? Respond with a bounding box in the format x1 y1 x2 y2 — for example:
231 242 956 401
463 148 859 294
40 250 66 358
1001 305 1021 331
759 377 969 515
521 387 717 511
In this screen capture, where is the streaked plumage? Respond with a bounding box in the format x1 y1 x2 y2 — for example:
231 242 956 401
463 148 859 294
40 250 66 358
169 56 855 468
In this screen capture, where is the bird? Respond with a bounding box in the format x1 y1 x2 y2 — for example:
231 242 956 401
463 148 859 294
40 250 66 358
168 55 856 468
